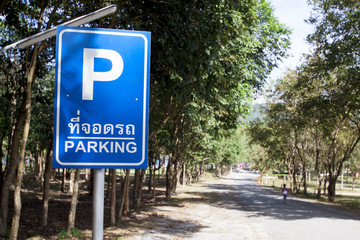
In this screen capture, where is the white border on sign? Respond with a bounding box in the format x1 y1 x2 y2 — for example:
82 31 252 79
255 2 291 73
55 28 149 166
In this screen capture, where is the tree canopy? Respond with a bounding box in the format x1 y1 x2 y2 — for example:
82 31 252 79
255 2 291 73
248 0 360 202
0 0 291 237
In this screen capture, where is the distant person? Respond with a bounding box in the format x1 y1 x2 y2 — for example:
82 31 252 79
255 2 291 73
281 184 288 204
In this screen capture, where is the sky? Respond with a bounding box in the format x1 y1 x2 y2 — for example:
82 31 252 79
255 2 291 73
268 0 314 80
254 0 314 103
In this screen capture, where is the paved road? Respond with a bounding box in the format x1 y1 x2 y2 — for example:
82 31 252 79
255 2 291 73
137 172 360 240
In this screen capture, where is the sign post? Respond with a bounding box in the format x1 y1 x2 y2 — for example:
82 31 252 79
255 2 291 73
0 5 117 54
93 169 105 239
54 26 150 239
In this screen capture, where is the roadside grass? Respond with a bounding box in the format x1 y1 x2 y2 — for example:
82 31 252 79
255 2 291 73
261 175 360 215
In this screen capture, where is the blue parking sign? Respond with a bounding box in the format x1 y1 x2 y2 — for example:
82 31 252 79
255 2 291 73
53 26 150 168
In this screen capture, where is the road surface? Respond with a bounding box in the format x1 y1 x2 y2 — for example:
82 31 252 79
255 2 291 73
133 172 360 240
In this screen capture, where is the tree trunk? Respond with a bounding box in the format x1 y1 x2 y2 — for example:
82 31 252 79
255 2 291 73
316 174 322 199
88 169 94 196
67 169 80 232
117 170 127 221
85 168 89 181
133 169 145 211
69 169 75 194
161 156 166 178
37 152 43 185
340 173 344 190
181 162 186 185
62 169 66 192
327 177 337 202
0 103 25 235
152 166 157 201
42 140 53 227
9 35 41 237
54 168 59 180
286 160 294 192
327 164 339 202
124 170 130 217
133 169 140 209
106 169 111 200
110 169 116 225
166 154 173 200
173 161 180 190
303 167 307 195
323 170 327 195
0 140 3 190
9 149 26 240
187 169 192 185
291 160 298 193
352 173 356 191
9 85 33 239
148 162 153 193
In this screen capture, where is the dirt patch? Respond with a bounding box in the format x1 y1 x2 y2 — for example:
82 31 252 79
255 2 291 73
3 173 221 239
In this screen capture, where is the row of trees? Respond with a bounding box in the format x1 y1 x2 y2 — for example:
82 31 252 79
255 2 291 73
0 0 290 238
248 0 360 202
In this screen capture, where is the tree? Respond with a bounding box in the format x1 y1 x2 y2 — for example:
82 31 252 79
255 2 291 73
0 0 111 235
306 0 360 199
257 62 360 201
248 108 299 191
346 147 360 190
0 0 290 235
308 0 360 76
67 169 80 233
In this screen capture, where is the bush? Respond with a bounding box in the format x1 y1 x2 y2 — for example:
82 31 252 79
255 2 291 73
71 228 82 238
58 230 69 239
58 228 82 239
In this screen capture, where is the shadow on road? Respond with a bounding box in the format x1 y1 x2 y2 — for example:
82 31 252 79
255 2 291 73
181 174 360 221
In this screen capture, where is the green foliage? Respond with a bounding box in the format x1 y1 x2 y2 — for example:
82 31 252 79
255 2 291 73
71 228 82 238
207 128 255 167
128 0 291 168
57 228 82 239
346 147 360 179
0 231 10 238
27 69 54 154
250 59 360 199
58 230 70 239
306 0 360 200
307 0 360 113
0 0 290 175
0 1 292 236
308 0 360 68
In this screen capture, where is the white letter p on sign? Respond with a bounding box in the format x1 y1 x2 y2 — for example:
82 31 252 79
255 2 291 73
82 48 123 100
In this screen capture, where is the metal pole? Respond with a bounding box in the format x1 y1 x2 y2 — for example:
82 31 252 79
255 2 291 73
93 169 105 240
0 4 117 54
